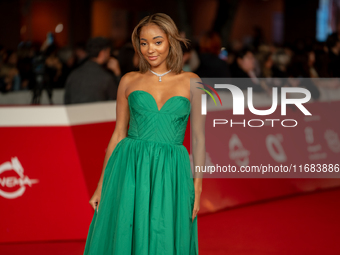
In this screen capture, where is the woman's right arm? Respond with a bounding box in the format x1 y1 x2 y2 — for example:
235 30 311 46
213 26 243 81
98 73 133 189
89 72 134 212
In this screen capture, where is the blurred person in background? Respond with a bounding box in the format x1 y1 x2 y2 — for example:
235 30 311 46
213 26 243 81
285 50 321 100
326 32 340 77
57 46 76 88
271 47 291 77
286 50 313 78
258 51 274 78
0 50 21 92
313 41 330 78
0 45 4 91
230 47 266 92
194 31 230 77
31 42 57 104
44 44 63 88
180 41 201 72
17 41 36 91
30 32 62 104
307 48 320 78
0 45 5 64
64 37 118 104
74 42 89 68
181 42 193 72
179 31 200 72
230 47 257 79
230 48 252 76
106 50 122 84
117 41 139 78
226 40 243 66
258 47 288 78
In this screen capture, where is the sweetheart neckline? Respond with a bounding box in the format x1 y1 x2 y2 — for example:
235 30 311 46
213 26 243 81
127 90 190 112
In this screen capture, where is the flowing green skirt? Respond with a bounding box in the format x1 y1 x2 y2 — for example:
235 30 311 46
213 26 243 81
83 137 199 254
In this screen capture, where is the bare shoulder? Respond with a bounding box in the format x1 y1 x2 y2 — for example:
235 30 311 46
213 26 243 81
119 71 141 86
182 71 202 85
180 71 200 80
118 71 142 93
179 72 204 99
177 71 201 86
180 71 202 90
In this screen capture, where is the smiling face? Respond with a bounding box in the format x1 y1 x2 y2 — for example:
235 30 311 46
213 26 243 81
139 23 170 69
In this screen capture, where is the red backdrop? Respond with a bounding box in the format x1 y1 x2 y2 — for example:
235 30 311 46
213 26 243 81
0 100 339 243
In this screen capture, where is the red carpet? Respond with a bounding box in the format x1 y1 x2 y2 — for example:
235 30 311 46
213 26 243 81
199 187 340 255
1 187 339 255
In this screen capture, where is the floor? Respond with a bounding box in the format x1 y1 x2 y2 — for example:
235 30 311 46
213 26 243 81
1 187 340 255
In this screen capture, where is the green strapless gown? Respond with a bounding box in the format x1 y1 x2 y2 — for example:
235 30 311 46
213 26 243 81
83 90 199 255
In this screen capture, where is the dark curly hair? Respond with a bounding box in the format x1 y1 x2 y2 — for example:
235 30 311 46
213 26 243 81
86 37 111 58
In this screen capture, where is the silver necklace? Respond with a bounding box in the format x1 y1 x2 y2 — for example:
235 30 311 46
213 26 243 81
149 69 172 82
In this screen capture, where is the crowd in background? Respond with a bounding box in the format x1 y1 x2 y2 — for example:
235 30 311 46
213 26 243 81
1 26 340 104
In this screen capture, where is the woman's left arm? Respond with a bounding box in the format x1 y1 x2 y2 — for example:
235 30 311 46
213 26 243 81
187 72 206 221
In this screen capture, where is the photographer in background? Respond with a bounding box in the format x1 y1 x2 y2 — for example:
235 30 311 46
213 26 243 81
64 37 118 104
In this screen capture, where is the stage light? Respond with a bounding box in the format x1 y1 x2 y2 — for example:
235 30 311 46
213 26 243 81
55 23 63 33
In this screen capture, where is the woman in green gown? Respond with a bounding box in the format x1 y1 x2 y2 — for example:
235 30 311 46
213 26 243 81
83 13 205 255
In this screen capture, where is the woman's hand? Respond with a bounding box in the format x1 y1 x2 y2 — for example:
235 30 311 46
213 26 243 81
192 190 201 222
89 186 102 213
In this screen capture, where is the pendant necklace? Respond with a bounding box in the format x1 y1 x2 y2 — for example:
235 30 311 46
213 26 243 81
149 69 172 82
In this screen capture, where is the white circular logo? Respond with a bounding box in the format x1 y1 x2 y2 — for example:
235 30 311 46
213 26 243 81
0 157 39 199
